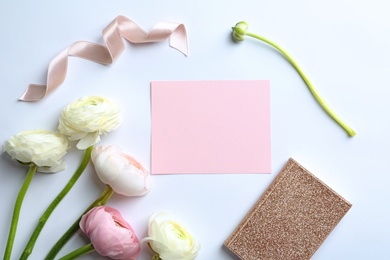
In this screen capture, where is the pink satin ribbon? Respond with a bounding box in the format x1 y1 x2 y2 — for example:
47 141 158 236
19 15 188 101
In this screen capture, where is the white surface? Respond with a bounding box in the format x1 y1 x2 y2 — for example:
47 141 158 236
1 0 389 259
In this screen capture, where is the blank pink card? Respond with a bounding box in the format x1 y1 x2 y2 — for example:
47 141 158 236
150 80 271 174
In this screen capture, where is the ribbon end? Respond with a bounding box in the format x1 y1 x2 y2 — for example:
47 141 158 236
169 24 189 56
18 84 47 102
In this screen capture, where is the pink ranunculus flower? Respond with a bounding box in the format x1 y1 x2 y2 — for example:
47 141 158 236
79 206 140 260
91 145 151 196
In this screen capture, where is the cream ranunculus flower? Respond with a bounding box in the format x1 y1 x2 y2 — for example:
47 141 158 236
58 96 122 150
3 129 69 173
91 145 151 196
3 130 69 259
143 212 201 260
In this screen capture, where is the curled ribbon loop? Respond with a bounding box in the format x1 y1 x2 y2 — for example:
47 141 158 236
19 15 188 101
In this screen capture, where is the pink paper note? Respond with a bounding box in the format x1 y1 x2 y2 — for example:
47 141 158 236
151 80 271 174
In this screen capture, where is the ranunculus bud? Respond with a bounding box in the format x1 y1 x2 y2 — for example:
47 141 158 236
231 21 248 42
144 212 201 260
58 96 122 150
91 145 151 196
80 206 140 260
3 129 69 173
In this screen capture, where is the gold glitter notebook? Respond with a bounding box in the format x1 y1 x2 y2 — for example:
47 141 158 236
224 158 352 260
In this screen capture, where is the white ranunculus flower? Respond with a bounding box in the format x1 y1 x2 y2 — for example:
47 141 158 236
91 145 151 196
144 212 201 260
58 96 122 150
3 130 69 173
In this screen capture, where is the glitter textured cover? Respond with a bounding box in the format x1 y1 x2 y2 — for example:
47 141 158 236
224 158 352 259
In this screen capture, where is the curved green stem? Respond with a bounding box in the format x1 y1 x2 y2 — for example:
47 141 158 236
59 243 95 260
20 146 93 260
232 22 356 137
45 185 114 260
3 164 37 260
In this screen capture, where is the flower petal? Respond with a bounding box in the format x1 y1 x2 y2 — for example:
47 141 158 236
76 132 100 150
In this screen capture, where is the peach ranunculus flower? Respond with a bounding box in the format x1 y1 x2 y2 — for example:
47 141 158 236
79 206 140 260
143 212 201 260
91 145 151 196
58 96 122 150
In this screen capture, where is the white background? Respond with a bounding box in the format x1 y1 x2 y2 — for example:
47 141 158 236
1 0 389 259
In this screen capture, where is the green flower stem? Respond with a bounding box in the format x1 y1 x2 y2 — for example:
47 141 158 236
152 254 162 260
3 164 37 260
45 185 114 260
20 146 93 260
58 243 95 260
232 22 356 137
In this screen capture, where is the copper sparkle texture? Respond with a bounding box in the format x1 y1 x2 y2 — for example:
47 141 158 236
224 158 352 260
